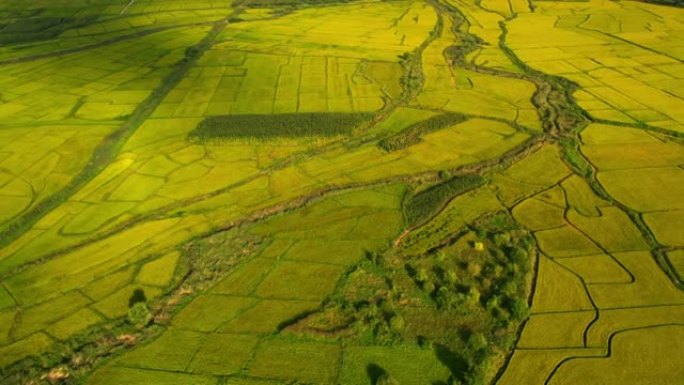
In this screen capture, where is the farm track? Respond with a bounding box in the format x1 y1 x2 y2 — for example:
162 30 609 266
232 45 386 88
121 0 136 15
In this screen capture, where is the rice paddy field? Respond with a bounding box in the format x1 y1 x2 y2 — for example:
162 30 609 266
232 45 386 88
0 0 682 384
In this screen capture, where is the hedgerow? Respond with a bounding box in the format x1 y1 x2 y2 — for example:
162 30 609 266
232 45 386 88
188 112 376 141
378 113 467 152
404 174 485 228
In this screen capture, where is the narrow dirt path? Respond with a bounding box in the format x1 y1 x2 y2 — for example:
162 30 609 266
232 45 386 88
121 0 136 15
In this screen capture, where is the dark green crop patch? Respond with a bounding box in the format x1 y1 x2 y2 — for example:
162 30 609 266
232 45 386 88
378 112 467 152
404 174 486 228
188 112 376 141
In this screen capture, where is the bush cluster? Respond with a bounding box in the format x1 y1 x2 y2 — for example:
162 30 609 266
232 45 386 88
189 112 375 141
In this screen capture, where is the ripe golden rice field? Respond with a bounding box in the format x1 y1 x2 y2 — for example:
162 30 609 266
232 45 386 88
0 0 682 384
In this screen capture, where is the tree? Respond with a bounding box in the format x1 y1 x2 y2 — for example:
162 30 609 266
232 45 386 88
128 302 152 328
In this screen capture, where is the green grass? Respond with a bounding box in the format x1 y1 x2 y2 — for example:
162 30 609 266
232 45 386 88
254 261 344 301
13 292 91 339
186 333 259 375
339 345 452 385
172 295 257 332
218 299 319 334
86 367 216 385
211 257 277 295
118 328 205 371
283 240 365 265
249 339 341 384
404 174 485 228
46 308 103 341
0 334 52 368
188 112 376 141
136 251 180 287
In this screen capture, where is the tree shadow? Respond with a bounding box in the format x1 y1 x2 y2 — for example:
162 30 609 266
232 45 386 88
366 363 387 385
433 343 468 384
128 288 147 308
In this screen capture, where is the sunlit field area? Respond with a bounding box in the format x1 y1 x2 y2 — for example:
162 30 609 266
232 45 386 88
0 0 682 384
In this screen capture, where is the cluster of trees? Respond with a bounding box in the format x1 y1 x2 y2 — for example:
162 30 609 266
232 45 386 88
189 112 375 141
292 213 534 385
407 214 533 324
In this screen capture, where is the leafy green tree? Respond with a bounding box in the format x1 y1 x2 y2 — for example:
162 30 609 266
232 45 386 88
128 302 152 328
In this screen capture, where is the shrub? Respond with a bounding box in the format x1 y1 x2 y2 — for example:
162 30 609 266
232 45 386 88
127 302 152 328
415 267 429 284
389 314 405 332
507 298 529 321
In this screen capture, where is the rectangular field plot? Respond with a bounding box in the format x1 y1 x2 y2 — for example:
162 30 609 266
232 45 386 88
547 326 684 385
217 1 437 61
497 348 605 385
597 167 684 212
0 25 210 124
117 328 205 372
187 333 260 376
644 211 684 247
339 345 452 385
559 254 632 284
588 251 684 308
517 311 595 349
531 255 594 313
254 261 344 301
218 299 319 334
174 49 390 117
249 339 341 384
86 367 217 385
585 305 684 348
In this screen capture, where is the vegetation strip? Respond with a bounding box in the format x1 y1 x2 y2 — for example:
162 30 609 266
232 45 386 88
378 112 467 152
404 174 485 228
189 112 376 141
